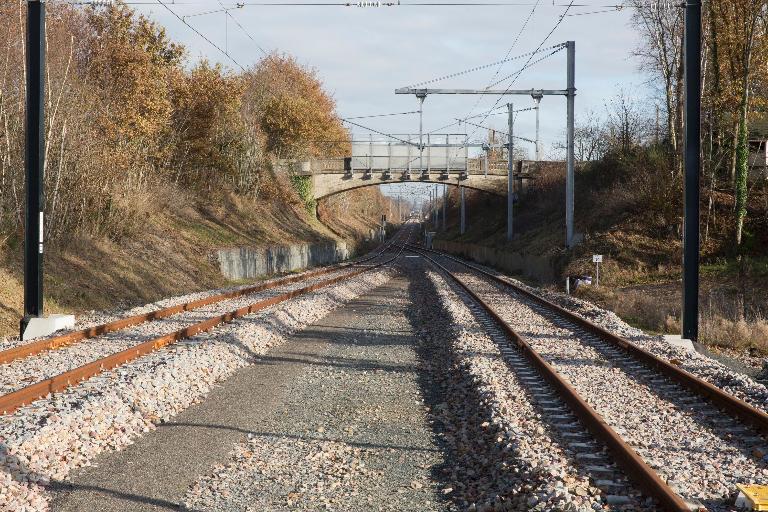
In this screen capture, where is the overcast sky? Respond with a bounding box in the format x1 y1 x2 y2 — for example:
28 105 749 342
132 1 647 201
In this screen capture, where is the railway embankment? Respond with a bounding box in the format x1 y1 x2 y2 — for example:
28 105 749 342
432 239 558 283
0 188 393 340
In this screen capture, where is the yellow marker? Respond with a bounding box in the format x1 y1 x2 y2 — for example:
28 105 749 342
736 484 768 511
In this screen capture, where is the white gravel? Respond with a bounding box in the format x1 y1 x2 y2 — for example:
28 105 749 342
185 434 373 511
457 257 768 419
419 266 605 512
0 267 393 512
451 268 768 510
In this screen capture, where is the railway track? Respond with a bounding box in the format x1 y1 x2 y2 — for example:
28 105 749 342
0 236 396 366
409 244 768 512
0 228 411 416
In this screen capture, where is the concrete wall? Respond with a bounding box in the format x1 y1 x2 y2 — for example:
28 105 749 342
217 241 350 281
433 240 558 284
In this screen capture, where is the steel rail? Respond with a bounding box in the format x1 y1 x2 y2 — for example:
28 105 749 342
0 236 399 366
0 237 409 416
413 244 768 436
409 246 693 512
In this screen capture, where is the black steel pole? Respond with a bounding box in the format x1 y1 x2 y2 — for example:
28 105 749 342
21 0 46 339
682 0 701 341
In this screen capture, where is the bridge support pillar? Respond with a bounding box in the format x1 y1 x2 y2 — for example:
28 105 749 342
441 184 447 231
507 103 514 241
460 184 466 235
431 187 438 227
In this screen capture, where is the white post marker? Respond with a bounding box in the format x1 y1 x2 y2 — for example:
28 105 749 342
593 255 603 287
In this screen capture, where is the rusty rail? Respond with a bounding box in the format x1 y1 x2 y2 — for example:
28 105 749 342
0 238 396 366
0 239 406 416
414 244 768 437
412 247 693 512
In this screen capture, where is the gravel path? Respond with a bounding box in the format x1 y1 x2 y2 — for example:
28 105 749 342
0 266 393 512
184 274 447 512
446 264 768 510
50 318 342 511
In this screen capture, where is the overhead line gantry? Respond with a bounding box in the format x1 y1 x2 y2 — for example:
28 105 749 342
395 40 576 247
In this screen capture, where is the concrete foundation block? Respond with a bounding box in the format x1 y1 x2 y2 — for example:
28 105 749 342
664 335 696 352
22 314 76 341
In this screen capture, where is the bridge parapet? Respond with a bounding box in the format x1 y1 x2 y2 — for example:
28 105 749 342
277 157 513 176
277 158 561 176
275 158 565 200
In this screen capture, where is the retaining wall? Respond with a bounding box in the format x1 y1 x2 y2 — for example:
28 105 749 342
217 241 350 280
433 240 558 283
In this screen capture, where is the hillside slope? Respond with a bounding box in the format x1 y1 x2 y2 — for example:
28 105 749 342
0 184 394 338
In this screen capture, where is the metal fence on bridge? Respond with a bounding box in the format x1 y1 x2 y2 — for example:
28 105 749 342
351 134 469 172
276 132 517 176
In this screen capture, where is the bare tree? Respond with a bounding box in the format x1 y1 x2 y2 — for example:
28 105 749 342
604 89 651 154
570 110 609 162
631 1 683 163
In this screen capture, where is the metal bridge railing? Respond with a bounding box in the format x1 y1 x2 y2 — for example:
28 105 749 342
277 157 512 176
276 157 562 181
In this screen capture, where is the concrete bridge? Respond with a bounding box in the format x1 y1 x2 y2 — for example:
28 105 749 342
276 158 551 200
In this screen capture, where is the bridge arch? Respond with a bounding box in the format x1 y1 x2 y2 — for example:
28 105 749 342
310 173 508 200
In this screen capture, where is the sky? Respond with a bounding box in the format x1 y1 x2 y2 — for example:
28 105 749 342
131 0 648 201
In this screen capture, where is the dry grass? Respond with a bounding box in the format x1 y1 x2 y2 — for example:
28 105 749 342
700 316 768 352
0 184 395 338
578 285 768 354
577 287 675 333
317 188 397 243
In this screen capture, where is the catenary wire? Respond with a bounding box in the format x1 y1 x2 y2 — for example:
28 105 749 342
463 0 575 145
456 0 541 132
216 0 269 55
403 43 563 89
434 47 559 157
156 0 247 71
341 118 421 147
344 111 421 120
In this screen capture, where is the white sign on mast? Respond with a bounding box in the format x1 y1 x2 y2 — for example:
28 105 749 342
593 255 603 286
